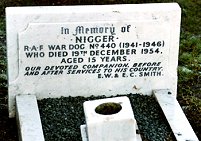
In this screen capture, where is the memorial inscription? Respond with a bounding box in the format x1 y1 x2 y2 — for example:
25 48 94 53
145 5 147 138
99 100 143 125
19 22 168 79
7 3 181 117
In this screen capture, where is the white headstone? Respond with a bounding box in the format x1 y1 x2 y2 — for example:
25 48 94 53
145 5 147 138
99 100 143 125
6 3 181 117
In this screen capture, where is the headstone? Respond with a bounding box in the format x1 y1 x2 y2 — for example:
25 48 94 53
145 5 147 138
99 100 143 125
6 3 181 117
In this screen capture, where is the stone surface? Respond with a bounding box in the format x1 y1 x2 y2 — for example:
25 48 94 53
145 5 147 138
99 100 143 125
81 126 143 141
154 89 199 141
16 94 45 141
82 96 137 141
6 3 181 117
80 125 88 141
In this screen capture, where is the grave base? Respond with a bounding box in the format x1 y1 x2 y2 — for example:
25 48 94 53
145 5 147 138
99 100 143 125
16 94 45 141
153 89 199 141
15 90 198 141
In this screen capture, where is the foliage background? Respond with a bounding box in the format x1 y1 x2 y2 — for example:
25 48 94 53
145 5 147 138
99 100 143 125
0 0 200 140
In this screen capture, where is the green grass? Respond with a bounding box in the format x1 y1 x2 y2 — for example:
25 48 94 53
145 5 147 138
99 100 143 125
0 0 200 139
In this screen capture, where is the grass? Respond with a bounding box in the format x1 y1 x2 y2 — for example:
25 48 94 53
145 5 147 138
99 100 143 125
0 0 200 140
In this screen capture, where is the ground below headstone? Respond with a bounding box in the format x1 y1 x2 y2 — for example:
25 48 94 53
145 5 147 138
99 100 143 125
38 94 176 141
0 89 18 141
